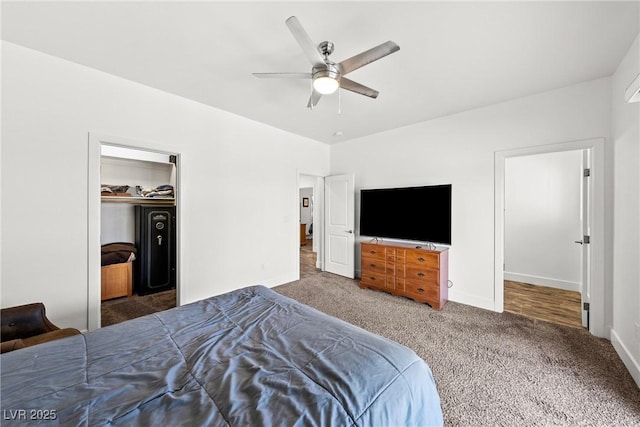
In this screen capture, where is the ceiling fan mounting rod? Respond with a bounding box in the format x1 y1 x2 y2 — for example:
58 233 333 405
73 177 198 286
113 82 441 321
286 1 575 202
318 41 334 59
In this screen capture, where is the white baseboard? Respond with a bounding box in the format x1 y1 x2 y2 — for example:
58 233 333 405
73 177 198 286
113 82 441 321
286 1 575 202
448 289 495 312
265 273 299 288
610 329 640 388
504 272 580 292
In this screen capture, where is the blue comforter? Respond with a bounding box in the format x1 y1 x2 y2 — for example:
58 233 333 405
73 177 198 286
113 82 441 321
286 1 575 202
1 286 443 426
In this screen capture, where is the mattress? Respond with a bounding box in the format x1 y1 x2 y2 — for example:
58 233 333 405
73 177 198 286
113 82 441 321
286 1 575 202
0 285 443 426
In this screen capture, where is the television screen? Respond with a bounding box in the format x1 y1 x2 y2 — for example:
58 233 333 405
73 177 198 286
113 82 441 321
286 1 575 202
360 184 452 245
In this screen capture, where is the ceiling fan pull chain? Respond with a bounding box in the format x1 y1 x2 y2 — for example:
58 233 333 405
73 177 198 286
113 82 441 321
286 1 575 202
338 88 341 115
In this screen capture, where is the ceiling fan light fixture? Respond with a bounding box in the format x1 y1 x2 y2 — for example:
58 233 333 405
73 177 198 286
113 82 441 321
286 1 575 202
312 65 340 95
313 76 339 94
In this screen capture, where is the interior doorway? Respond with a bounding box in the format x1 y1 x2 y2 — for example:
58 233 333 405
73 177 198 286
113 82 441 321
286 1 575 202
299 185 318 279
298 173 324 279
494 138 606 337
503 149 584 328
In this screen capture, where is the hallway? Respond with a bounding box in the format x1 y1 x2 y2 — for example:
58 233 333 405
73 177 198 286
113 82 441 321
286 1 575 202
300 238 321 279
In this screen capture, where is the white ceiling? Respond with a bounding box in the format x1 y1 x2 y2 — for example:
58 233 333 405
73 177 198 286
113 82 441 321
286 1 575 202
2 1 638 144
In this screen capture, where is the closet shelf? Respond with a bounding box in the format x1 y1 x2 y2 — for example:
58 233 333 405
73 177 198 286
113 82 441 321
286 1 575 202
101 196 175 205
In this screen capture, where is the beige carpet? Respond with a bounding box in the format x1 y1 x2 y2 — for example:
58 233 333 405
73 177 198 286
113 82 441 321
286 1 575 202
274 272 640 426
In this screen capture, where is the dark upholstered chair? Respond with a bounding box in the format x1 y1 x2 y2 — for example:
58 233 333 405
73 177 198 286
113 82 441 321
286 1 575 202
1 302 81 354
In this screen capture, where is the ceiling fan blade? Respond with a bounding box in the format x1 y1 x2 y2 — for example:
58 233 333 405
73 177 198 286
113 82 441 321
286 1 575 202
253 72 311 79
307 90 322 109
285 16 326 67
338 41 400 76
339 78 379 98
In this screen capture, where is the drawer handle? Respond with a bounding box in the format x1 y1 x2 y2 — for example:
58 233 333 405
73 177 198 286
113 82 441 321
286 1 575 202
417 257 425 262
370 263 376 267
369 250 376 254
370 277 376 281
417 272 425 277
417 287 425 292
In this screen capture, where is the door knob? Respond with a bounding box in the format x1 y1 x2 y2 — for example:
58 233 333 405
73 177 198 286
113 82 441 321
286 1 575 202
345 230 353 234
574 240 583 245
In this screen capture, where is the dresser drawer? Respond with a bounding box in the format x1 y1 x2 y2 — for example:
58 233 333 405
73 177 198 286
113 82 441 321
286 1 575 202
385 276 397 291
405 266 438 283
406 251 439 268
386 247 396 260
386 261 396 275
360 271 386 289
404 280 439 299
361 257 386 275
361 243 386 261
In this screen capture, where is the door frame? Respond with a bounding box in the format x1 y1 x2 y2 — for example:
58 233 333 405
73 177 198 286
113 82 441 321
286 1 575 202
297 172 326 276
88 132 182 331
494 138 605 337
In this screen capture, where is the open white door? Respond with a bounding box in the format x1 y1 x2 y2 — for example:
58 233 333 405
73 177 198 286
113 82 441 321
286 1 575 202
324 174 355 278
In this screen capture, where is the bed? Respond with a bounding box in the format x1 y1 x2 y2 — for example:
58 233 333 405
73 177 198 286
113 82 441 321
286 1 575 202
0 285 443 426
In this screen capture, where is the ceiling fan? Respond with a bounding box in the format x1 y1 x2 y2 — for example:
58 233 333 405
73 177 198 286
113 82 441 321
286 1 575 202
253 16 400 109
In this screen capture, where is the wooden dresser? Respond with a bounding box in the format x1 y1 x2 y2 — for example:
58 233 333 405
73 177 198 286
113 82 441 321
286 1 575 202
300 223 307 246
360 241 449 310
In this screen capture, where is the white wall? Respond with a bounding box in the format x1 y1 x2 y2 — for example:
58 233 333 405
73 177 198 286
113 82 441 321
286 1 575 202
1 42 330 329
331 77 612 311
299 187 313 235
101 204 136 245
504 151 583 291
610 33 640 386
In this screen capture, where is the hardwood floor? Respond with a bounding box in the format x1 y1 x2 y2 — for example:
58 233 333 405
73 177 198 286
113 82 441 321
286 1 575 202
300 238 321 279
504 280 583 328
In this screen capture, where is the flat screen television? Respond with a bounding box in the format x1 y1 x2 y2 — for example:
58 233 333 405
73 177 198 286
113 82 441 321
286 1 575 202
359 184 452 245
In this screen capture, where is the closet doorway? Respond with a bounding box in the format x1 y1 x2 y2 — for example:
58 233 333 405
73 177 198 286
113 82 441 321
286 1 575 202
88 133 181 331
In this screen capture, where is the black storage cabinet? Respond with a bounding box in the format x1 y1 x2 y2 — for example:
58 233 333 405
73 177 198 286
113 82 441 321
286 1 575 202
134 205 176 295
